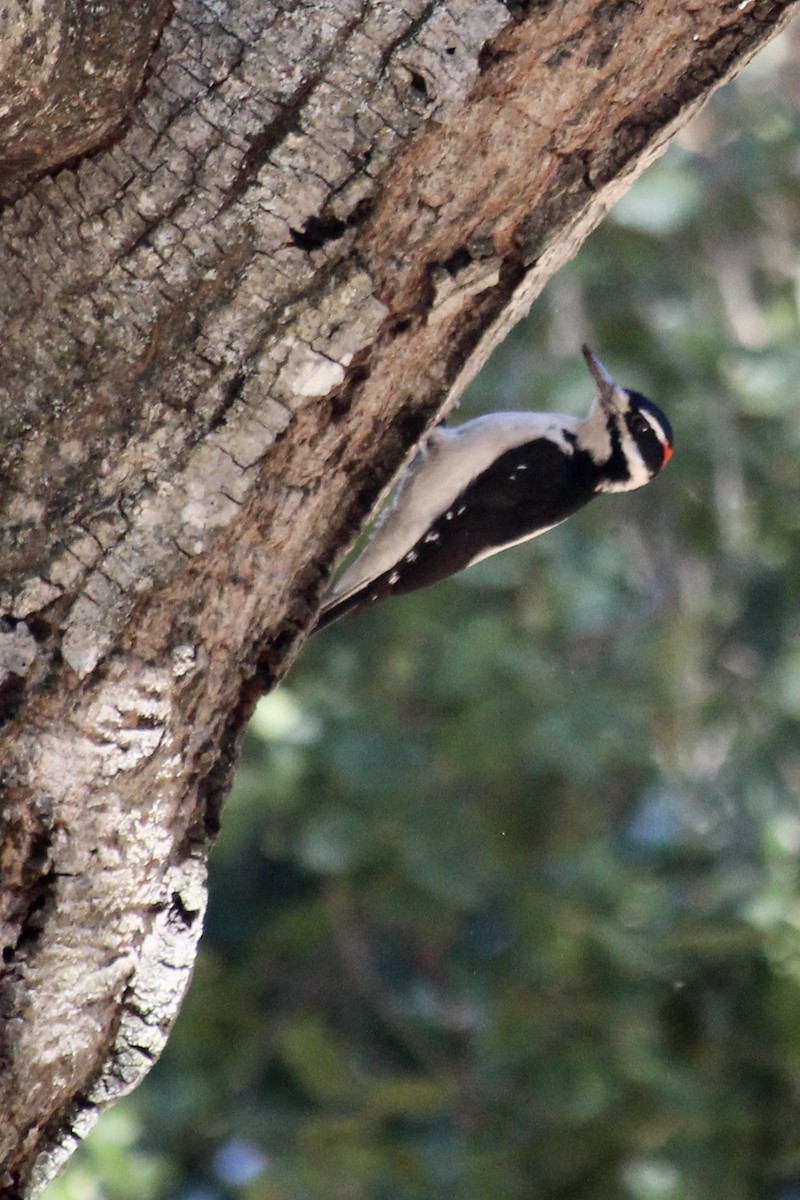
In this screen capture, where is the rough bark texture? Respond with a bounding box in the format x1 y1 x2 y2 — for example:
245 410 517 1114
0 0 173 196
1 0 798 1194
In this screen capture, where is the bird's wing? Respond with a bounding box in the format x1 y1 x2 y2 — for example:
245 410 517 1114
320 411 578 618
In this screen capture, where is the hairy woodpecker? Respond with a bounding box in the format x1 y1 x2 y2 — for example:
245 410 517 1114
316 345 673 631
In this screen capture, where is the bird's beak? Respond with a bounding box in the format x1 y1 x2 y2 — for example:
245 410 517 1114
581 344 623 412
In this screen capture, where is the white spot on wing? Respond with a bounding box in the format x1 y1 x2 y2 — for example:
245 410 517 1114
326 410 581 605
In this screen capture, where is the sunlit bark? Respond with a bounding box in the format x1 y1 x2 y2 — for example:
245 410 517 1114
1 0 797 1194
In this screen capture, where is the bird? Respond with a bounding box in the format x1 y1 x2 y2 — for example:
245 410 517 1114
316 345 673 631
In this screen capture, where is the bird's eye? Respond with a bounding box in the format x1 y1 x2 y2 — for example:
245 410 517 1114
629 412 650 437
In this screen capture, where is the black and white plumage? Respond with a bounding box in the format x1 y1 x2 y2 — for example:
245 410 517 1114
316 346 673 631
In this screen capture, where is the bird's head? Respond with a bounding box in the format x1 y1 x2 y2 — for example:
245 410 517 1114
579 344 673 493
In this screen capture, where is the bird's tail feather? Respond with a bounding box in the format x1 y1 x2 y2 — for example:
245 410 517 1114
314 584 372 633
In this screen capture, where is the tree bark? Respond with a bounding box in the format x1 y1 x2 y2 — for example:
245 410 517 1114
0 0 172 196
0 0 797 1194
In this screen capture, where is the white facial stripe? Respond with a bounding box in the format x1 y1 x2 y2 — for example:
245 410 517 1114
621 425 653 487
597 421 652 493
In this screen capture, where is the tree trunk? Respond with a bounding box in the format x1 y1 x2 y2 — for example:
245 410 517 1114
0 0 797 1194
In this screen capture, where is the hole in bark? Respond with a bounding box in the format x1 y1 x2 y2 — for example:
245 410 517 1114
478 44 511 72
0 675 25 728
24 615 52 642
14 914 45 957
409 70 428 97
393 406 434 449
441 246 472 275
500 0 551 14
290 213 348 252
347 196 374 228
171 890 202 927
327 392 352 421
2 945 14 962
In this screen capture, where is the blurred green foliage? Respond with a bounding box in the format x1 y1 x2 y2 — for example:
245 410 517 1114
51 24 800 1200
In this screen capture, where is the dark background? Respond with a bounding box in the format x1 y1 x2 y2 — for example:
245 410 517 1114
51 22 800 1200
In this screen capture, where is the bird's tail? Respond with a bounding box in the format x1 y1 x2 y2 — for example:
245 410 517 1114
313 584 373 633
